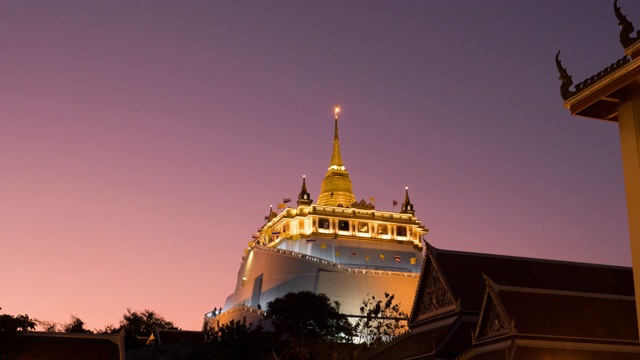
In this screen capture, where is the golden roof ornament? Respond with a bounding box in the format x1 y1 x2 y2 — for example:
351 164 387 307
317 107 356 207
329 107 345 170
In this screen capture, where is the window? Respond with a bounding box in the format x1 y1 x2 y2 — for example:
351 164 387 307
319 218 330 229
358 222 369 233
377 224 388 235
397 226 407 237
338 220 350 231
298 219 305 233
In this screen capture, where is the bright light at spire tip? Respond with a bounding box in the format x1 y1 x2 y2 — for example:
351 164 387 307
334 107 340 117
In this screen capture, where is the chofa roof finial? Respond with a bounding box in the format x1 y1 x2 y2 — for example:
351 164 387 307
555 51 577 100
614 0 639 49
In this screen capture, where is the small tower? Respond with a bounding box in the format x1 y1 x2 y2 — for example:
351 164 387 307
297 175 313 207
401 187 415 215
317 107 357 207
266 205 277 222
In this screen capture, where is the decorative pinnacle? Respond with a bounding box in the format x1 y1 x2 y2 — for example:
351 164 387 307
615 0 639 49
297 174 313 206
301 175 308 194
334 107 340 141
329 107 344 169
401 186 415 214
555 51 576 100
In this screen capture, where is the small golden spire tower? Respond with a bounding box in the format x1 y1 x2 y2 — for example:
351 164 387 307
317 107 356 207
401 186 415 215
297 175 313 207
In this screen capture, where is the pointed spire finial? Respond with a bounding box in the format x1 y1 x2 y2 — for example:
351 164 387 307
317 106 356 206
334 107 340 141
266 204 277 222
401 186 415 215
297 175 313 207
329 106 345 169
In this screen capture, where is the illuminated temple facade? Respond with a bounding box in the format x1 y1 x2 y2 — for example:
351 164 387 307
205 110 428 328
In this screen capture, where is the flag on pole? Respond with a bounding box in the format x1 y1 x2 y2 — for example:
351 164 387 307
395 255 401 262
277 203 286 210
283 198 292 203
392 199 398 206
369 197 375 203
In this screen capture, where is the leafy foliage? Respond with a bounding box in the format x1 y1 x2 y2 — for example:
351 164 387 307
119 308 179 338
205 317 272 359
0 307 36 360
354 292 408 348
64 315 92 333
266 291 354 359
34 319 59 332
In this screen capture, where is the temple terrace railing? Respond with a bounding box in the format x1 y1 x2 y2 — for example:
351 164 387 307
252 244 419 278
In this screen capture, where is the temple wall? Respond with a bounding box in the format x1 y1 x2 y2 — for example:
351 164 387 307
223 247 420 319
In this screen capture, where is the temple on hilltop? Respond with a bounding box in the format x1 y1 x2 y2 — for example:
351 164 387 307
204 108 428 329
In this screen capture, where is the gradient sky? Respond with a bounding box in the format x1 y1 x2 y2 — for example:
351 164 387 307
2 1 639 331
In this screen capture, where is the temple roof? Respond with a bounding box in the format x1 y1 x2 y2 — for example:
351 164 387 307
429 244 634 312
480 282 637 341
366 243 637 360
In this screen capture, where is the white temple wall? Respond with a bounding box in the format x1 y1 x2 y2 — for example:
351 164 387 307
276 237 423 273
223 247 419 318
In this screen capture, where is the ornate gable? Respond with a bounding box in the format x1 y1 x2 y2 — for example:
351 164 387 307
411 249 458 322
474 276 515 342
351 199 375 210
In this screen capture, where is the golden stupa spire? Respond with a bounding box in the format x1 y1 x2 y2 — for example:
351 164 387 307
329 107 344 169
317 107 356 207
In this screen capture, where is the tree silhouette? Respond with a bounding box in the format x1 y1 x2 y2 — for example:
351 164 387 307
63 315 92 333
354 292 408 348
206 317 271 359
34 319 59 332
0 307 35 360
119 308 179 338
266 291 353 359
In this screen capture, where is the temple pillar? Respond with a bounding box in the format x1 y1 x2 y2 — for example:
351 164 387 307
618 99 640 326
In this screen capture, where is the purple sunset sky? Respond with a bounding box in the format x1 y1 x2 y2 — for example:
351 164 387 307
2 1 639 331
